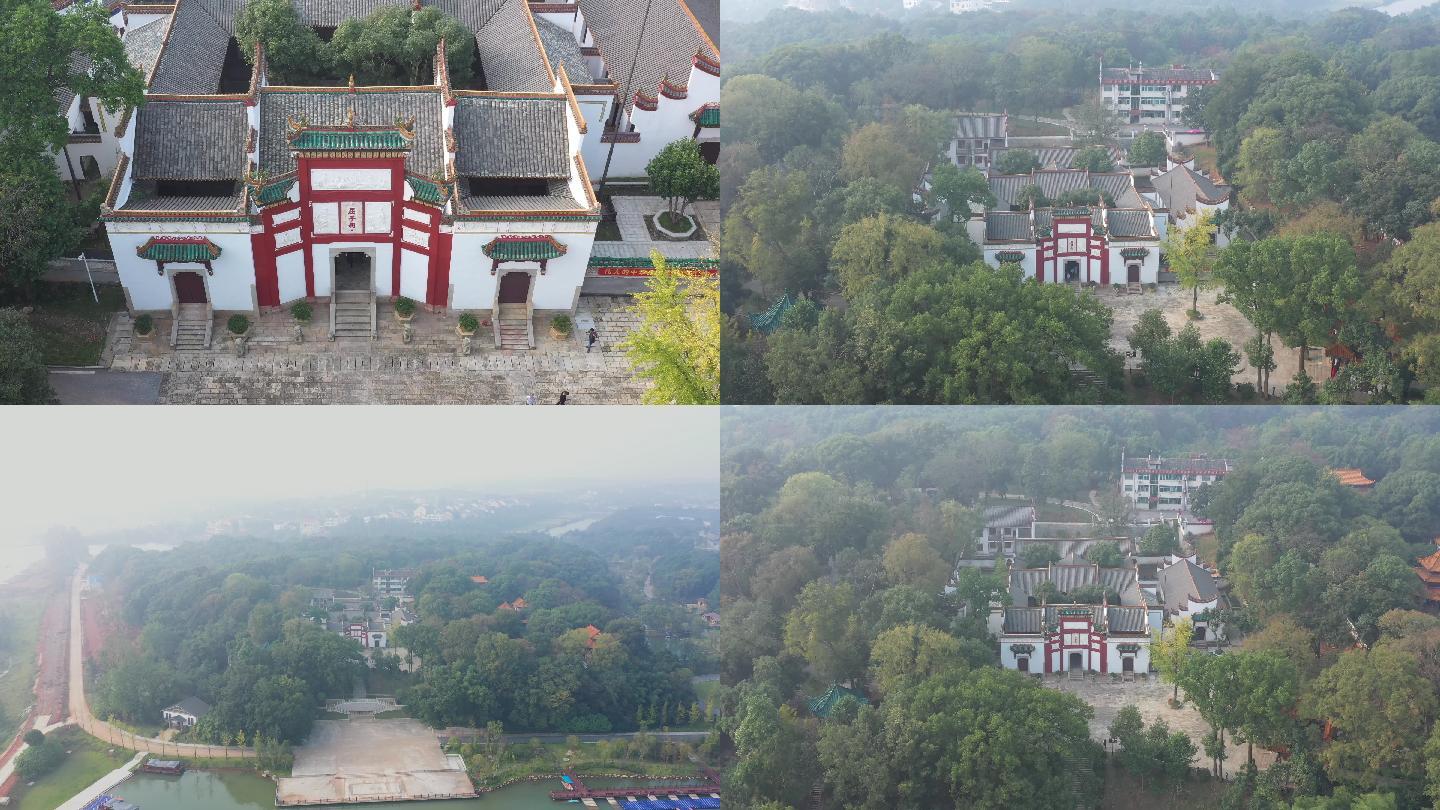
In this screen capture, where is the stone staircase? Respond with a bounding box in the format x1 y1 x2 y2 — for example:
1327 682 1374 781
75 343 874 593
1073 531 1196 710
497 304 530 350
332 290 375 339
172 304 210 352
1061 748 1094 810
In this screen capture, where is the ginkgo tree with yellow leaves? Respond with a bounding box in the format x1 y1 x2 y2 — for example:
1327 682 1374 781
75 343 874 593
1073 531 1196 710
620 252 720 405
1163 211 1220 319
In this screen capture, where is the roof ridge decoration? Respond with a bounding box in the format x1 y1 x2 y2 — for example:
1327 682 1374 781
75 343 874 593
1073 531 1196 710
633 89 658 112
286 114 418 152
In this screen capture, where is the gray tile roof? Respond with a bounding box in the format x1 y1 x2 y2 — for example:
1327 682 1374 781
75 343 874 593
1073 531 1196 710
578 0 716 113
1008 562 1143 607
955 113 1007 140
535 16 594 84
120 192 245 211
1150 164 1230 213
166 696 212 716
681 0 718 52
125 18 170 79
148 0 231 94
1106 209 1156 239
426 0 553 92
992 146 1123 170
986 211 1033 241
1002 605 1149 635
132 100 249 180
453 97 569 178
258 90 444 175
460 190 584 212
294 0 409 27
988 170 1143 209
984 505 1034 529
1158 559 1218 608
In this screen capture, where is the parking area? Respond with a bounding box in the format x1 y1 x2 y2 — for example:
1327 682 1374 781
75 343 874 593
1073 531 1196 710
276 719 474 805
1042 672 1275 774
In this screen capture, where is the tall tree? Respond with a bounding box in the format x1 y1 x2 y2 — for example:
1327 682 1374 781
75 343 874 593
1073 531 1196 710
1164 212 1220 317
646 138 720 221
0 309 53 403
620 253 720 405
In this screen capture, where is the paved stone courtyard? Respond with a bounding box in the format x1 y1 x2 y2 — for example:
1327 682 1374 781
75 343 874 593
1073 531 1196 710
1104 284 1325 395
594 196 718 259
276 719 474 805
1044 672 1276 774
103 296 650 404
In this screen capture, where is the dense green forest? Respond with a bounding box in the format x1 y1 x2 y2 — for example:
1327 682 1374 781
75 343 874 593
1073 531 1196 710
86 519 717 744
716 407 1440 808
721 4 1440 405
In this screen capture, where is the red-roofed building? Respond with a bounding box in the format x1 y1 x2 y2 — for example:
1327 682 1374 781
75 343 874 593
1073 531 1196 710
470 575 489 585
1418 547 1440 605
1331 468 1375 490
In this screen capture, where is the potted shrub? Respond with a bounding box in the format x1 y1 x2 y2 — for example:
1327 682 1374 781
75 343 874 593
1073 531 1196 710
550 314 573 339
394 297 417 323
227 314 251 357
457 312 479 337
227 314 250 336
133 313 154 341
290 302 311 342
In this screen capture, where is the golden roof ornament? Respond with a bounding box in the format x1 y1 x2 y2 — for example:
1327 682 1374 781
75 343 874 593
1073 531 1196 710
395 115 416 140
348 74 356 92
345 106 356 128
285 114 308 137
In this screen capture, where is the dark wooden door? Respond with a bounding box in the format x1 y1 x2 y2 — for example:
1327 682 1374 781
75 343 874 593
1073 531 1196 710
700 142 718 164
1127 263 1141 283
1122 657 1134 673
498 272 530 304
174 271 207 304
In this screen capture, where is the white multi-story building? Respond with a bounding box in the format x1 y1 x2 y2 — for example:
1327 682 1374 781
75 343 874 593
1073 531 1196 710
1120 454 1232 511
1100 64 1220 127
948 113 1008 171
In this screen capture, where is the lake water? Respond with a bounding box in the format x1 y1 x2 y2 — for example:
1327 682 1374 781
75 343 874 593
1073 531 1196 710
110 771 716 810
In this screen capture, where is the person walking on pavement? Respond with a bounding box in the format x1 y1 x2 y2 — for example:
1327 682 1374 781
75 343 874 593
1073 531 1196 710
586 327 598 353
557 391 569 405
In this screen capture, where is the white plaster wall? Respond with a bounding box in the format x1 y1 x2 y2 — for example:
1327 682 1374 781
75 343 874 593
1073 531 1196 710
1108 248 1160 283
983 248 1036 280
399 248 428 301
448 224 597 311
1104 642 1151 674
107 227 255 311
998 639 1042 670
577 96 616 180
276 250 306 304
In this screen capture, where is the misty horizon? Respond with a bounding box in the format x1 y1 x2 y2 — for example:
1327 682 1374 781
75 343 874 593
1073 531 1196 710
0 407 718 547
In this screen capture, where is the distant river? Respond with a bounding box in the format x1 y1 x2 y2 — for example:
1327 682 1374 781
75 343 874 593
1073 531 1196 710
546 517 603 536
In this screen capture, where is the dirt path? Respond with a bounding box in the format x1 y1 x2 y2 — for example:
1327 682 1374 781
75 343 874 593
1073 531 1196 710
0 574 71 798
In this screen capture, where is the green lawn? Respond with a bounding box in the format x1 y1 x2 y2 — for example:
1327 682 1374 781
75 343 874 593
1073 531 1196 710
24 282 126 366
11 730 135 810
0 597 43 745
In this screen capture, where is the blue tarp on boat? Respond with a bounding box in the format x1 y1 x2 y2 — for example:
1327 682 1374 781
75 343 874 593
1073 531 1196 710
620 799 720 809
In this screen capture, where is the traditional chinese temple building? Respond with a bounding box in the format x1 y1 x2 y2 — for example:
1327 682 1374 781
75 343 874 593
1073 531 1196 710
1417 547 1440 607
96 0 718 345
989 558 1163 676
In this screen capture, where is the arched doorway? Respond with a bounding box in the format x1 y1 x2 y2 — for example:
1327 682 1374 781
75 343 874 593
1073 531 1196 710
1068 651 1084 672
1017 656 1029 673
1064 260 1081 282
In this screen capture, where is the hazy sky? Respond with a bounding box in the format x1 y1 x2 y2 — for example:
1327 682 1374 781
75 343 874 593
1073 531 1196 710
0 407 718 545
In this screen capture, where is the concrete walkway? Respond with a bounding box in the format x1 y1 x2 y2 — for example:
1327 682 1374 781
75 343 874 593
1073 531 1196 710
49 369 163 404
53 752 143 810
598 197 717 260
